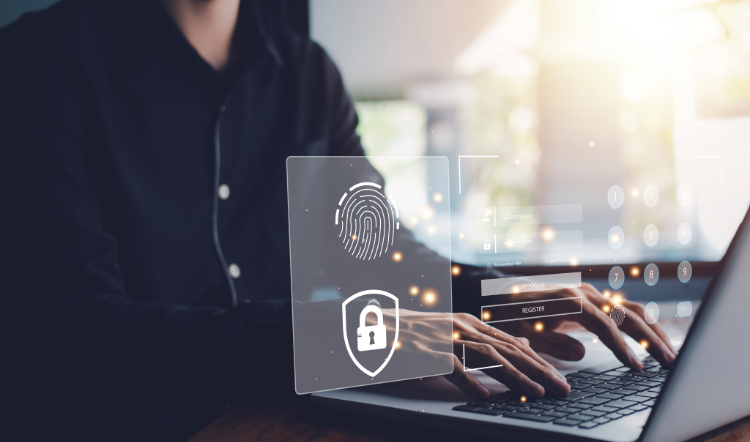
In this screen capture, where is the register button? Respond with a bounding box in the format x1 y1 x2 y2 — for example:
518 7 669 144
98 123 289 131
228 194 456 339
481 297 583 323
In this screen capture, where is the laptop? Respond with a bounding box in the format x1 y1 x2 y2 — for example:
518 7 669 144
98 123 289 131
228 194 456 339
311 207 750 441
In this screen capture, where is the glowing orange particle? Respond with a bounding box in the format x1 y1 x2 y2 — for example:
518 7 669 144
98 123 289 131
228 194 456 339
631 266 640 277
392 251 403 262
422 290 437 306
640 340 649 349
409 285 419 296
451 265 461 276
482 311 491 321
520 396 527 403
453 332 460 340
534 321 544 332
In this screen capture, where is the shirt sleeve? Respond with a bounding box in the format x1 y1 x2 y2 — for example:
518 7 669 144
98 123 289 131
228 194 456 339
0 27 293 411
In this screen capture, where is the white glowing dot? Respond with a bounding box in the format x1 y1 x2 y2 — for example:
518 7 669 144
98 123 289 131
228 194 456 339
432 192 443 203
542 228 555 241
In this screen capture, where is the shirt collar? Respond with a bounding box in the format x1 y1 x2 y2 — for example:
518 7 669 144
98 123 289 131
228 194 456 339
94 0 282 71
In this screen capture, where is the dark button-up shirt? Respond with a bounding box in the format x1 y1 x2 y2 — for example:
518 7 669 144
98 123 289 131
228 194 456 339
0 0 494 435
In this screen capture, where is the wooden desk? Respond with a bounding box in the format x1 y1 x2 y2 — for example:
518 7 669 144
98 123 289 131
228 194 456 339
189 401 750 442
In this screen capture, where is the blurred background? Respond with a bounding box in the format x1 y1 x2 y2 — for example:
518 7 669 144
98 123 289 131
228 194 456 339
4 0 750 270
311 0 750 271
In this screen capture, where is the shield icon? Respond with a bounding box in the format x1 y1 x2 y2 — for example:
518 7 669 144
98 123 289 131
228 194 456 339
342 289 399 377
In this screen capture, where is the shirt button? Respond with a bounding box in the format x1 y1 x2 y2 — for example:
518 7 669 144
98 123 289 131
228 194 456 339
228 263 241 278
218 184 230 200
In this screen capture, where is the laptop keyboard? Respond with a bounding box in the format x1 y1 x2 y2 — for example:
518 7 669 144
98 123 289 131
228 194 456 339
453 357 668 430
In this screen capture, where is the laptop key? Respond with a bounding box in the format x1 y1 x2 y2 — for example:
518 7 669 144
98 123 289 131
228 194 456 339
579 421 599 429
635 391 659 399
518 408 547 415
581 409 607 417
593 417 611 424
606 399 638 409
643 400 656 407
578 397 610 405
591 374 618 381
582 387 607 394
542 411 568 418
623 395 649 403
622 384 650 392
610 388 634 396
545 400 569 406
475 408 505 416
610 379 633 385
618 408 635 415
556 407 582 414
562 391 588 401
554 419 581 426
592 405 618 413
567 372 596 378
567 402 593 410
595 383 621 390
503 412 555 423
468 401 493 408
605 412 624 420
567 413 594 422
636 380 661 387
629 404 648 411
596 393 624 400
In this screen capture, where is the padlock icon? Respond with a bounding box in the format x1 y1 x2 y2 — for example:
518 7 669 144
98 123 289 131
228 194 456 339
483 240 491 250
357 305 387 352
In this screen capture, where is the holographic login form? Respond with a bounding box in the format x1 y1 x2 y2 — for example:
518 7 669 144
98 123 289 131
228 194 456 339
286 157 453 394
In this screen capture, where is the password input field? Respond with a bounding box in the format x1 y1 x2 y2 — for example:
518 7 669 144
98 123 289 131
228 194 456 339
481 272 582 297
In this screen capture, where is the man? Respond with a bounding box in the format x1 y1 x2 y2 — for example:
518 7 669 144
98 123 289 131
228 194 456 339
0 0 675 439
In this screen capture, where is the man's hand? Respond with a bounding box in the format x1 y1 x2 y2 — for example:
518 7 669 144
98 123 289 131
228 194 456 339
493 283 677 371
377 310 571 400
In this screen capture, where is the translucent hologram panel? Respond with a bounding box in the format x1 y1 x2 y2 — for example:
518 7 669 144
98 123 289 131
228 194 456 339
286 157 453 395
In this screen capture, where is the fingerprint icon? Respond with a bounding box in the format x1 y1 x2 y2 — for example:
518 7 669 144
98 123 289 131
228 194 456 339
336 182 400 260
610 304 626 327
